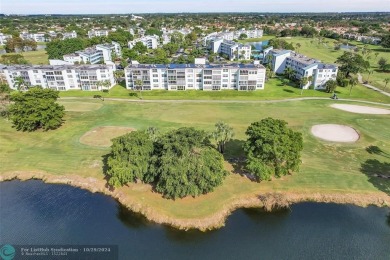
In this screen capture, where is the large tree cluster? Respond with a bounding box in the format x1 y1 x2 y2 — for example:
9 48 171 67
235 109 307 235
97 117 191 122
9 87 65 131
243 118 303 182
106 127 228 199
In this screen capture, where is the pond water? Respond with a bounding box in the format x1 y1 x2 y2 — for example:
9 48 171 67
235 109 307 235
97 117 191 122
0 180 389 259
250 40 269 51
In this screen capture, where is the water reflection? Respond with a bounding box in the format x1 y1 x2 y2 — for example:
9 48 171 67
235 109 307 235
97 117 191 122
116 204 154 229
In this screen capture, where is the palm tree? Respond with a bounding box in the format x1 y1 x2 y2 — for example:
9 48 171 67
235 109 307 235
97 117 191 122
134 79 143 99
284 67 295 80
384 78 390 91
212 121 234 154
113 70 124 84
374 52 379 61
295 43 301 53
299 77 308 95
13 76 27 91
349 77 358 96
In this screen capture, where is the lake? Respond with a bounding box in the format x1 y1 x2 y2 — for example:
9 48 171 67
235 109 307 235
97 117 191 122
0 180 389 259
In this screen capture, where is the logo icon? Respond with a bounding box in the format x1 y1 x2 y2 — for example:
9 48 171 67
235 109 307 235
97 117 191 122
0 245 15 260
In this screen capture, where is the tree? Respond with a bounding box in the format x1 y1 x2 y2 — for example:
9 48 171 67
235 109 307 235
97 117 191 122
106 131 155 187
212 121 234 154
325 79 337 93
383 78 390 91
349 77 358 96
381 34 390 48
378 58 388 71
0 84 11 118
46 38 87 59
13 76 28 91
154 127 227 199
239 33 248 40
295 43 301 53
299 77 308 95
366 69 374 82
0 54 28 65
336 52 370 77
113 70 124 83
243 118 303 182
105 127 228 199
284 67 295 80
8 87 65 131
132 41 147 54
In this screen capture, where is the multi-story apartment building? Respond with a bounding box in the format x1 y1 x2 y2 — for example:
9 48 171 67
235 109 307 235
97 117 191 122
125 60 265 91
209 39 252 60
63 42 120 65
234 29 263 39
0 33 12 45
128 35 159 49
88 29 110 39
0 64 115 91
266 49 338 89
20 32 47 42
63 31 78 39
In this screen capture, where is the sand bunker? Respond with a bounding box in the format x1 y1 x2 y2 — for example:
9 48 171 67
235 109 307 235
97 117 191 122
311 124 359 142
330 104 390 115
80 126 135 147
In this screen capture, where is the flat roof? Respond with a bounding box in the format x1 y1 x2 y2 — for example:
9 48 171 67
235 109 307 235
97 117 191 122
127 63 265 70
0 64 112 70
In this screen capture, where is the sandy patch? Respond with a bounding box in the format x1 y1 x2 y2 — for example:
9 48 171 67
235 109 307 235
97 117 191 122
330 104 390 115
311 124 359 142
80 126 135 147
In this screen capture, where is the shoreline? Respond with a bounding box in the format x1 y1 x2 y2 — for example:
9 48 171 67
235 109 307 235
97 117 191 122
1 171 389 231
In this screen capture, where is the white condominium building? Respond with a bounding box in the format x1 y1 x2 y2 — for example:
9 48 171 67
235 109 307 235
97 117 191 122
266 49 338 89
234 29 263 39
0 33 12 45
88 29 110 38
209 38 252 60
128 35 159 49
0 64 116 91
63 42 121 65
125 60 265 91
19 32 47 42
63 31 78 39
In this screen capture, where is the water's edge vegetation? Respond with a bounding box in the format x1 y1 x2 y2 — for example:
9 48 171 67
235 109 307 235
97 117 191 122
2 172 388 231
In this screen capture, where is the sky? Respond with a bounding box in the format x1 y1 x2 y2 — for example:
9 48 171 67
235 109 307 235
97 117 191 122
1 0 390 14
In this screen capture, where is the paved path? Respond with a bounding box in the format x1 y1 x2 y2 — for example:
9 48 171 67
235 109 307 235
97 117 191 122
60 96 390 107
358 73 390 97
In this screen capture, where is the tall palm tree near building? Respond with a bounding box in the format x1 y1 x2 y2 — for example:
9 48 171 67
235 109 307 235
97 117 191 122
295 43 301 53
113 70 124 84
299 77 308 95
134 79 143 99
13 76 27 91
384 78 390 91
349 77 358 96
284 67 295 80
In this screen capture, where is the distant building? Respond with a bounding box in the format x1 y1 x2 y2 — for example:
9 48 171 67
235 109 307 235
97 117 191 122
209 38 252 60
125 60 265 91
0 64 116 91
234 29 263 39
19 32 47 42
63 42 121 65
88 29 110 39
62 31 78 39
128 35 159 50
266 49 338 89
0 33 12 45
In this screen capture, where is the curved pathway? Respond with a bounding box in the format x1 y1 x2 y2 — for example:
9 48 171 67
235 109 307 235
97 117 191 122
60 96 390 107
358 73 390 97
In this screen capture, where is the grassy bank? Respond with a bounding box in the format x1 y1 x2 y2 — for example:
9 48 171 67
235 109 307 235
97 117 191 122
1 98 389 228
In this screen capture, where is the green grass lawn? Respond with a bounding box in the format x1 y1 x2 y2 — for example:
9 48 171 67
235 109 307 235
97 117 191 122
238 35 275 43
22 50 49 64
59 77 390 104
0 98 389 219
